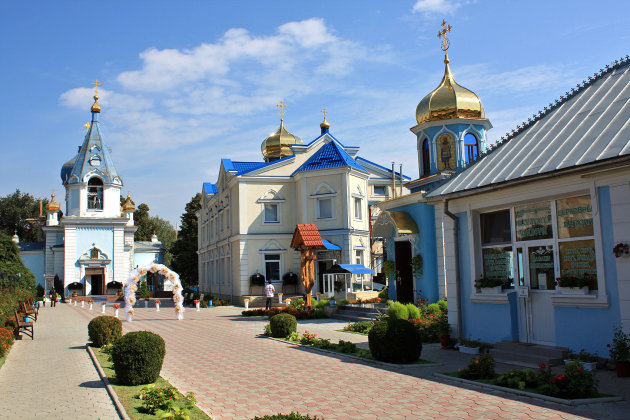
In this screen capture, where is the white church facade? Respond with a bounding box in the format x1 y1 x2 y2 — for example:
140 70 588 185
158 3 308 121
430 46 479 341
18 86 164 296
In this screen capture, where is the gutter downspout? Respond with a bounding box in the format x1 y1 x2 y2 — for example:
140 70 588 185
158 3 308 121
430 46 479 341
391 162 396 198
443 199 462 339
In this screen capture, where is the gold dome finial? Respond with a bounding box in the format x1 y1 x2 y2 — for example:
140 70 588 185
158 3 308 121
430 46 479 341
84 123 90 132
122 193 135 212
415 20 484 125
320 108 330 130
276 100 287 124
91 79 102 113
46 192 60 212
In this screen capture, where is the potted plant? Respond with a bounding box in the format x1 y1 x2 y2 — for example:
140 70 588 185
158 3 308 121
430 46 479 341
458 338 482 354
565 349 598 371
556 275 590 295
411 255 423 278
474 276 504 293
609 326 630 377
613 242 629 258
437 313 452 349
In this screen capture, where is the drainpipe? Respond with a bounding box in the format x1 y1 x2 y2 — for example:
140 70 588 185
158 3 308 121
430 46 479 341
399 164 403 196
443 199 462 339
391 162 396 198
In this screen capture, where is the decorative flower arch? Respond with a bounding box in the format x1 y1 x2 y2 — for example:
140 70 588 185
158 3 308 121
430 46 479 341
124 263 184 321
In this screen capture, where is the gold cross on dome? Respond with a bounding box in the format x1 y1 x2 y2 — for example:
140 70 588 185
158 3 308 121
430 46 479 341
84 123 90 132
276 100 287 121
321 108 328 120
91 79 102 95
437 20 452 52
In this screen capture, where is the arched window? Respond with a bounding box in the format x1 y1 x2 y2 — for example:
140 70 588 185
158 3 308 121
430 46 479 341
87 177 103 210
422 139 431 177
464 133 478 165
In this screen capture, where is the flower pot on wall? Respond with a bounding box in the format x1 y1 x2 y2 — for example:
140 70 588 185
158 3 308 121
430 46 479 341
556 286 589 295
616 361 630 377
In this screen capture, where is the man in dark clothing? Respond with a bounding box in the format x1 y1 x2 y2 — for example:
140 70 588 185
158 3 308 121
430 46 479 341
50 287 57 307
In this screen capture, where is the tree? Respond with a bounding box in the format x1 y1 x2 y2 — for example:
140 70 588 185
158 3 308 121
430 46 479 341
171 193 201 288
134 203 152 241
0 232 36 291
0 189 48 243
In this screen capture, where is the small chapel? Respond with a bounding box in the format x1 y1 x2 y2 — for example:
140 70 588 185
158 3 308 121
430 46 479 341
17 83 164 297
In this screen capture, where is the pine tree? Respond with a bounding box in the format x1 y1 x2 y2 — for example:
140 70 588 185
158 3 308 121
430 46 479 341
171 194 201 288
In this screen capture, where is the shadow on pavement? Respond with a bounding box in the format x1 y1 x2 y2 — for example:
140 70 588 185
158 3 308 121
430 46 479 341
79 380 106 389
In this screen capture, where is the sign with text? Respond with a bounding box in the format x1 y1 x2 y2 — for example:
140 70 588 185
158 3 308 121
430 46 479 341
556 196 593 239
559 239 597 289
482 246 514 281
515 202 552 241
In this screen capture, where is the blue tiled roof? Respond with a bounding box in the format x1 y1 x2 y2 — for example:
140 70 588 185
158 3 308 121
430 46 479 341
293 131 359 150
231 161 269 175
18 242 44 252
355 157 411 180
203 183 218 194
293 140 367 175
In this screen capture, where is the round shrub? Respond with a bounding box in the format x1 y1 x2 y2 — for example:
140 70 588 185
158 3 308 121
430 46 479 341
111 331 165 385
405 303 420 319
368 319 422 364
269 313 297 338
426 303 441 315
387 301 409 320
437 300 448 313
88 315 122 347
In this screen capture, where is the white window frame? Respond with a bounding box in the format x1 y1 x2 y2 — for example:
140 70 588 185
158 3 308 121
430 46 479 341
353 197 362 221
373 185 387 197
257 190 284 225
263 253 282 283
311 183 337 221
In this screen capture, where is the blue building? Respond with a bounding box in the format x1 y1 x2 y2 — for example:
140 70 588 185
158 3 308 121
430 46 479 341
376 27 630 355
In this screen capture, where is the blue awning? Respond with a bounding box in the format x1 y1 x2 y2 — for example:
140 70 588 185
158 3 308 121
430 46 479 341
333 264 375 275
321 239 341 250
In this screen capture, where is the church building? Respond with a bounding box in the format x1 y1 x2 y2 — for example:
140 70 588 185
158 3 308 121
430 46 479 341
197 106 409 302
376 22 630 355
18 84 164 296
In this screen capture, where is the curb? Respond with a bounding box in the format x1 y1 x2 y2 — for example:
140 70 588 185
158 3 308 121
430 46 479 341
86 344 131 420
433 373 624 406
266 336 440 368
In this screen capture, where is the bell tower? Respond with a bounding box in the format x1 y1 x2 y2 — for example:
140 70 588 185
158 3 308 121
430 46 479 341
410 21 492 191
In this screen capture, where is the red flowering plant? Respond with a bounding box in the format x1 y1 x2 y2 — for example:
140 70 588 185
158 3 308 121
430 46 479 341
101 302 107 305
112 304 120 310
88 299 94 303
154 300 161 305
613 242 629 258
0 327 14 357
193 300 200 304
538 361 598 398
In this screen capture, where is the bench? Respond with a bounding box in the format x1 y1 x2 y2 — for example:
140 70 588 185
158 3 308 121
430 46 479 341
13 310 34 340
20 301 37 322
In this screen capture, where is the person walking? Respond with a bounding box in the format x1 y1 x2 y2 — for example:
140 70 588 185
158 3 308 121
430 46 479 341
50 287 57 308
264 280 275 310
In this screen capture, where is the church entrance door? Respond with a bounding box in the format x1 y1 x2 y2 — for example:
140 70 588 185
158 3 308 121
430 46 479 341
86 268 105 295
395 241 414 303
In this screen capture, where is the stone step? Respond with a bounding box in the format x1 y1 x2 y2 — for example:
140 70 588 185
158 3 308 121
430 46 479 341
493 341 569 359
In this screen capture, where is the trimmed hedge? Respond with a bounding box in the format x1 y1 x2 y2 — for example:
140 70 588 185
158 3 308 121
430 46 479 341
111 331 166 385
269 313 297 338
88 315 123 347
368 319 422 364
405 303 420 319
387 301 409 320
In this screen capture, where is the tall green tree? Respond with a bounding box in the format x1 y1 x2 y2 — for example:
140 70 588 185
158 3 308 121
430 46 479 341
171 193 201 288
134 203 152 241
0 232 36 290
0 189 48 242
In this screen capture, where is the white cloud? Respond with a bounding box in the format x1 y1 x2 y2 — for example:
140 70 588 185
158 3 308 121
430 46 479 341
412 0 462 14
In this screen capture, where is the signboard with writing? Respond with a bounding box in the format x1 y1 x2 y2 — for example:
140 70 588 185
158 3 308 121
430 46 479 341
482 246 514 282
556 196 593 238
528 245 555 290
559 239 597 289
515 202 552 241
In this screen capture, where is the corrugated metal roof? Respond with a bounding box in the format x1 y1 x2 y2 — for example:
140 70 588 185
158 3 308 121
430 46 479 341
292 140 366 174
427 57 630 197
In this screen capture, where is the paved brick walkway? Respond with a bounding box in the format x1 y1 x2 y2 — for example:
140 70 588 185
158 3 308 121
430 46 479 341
72 305 629 420
0 303 119 419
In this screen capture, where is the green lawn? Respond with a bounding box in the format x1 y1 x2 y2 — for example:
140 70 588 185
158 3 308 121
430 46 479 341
93 348 211 420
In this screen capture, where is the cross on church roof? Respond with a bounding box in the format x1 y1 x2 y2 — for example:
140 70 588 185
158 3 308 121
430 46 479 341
321 108 327 120
276 100 287 122
91 79 102 95
437 20 452 52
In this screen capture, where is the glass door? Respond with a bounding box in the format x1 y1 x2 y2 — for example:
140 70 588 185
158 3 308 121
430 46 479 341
518 241 556 345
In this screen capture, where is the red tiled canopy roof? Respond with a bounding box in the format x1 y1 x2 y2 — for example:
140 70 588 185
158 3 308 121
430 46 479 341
291 224 324 249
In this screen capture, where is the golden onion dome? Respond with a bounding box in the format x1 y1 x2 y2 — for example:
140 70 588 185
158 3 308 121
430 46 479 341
91 94 101 113
46 193 60 212
320 118 330 130
261 120 303 161
416 53 485 125
122 194 135 212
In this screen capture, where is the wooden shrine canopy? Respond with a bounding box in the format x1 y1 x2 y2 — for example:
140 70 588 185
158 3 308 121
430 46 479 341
291 224 325 306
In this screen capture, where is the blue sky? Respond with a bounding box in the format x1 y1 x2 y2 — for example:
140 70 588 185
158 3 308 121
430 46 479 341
1 0 628 227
